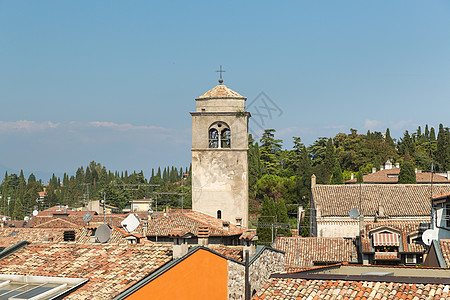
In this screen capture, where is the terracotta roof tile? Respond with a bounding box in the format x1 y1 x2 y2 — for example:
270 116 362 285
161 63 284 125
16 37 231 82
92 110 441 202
346 168 449 184
312 184 450 217
252 278 450 299
440 240 450 267
0 243 172 299
273 237 356 272
364 220 426 253
146 211 246 237
197 84 246 99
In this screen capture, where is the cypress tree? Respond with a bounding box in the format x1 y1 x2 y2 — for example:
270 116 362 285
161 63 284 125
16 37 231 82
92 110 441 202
257 196 277 245
323 138 336 182
276 198 292 237
398 161 417 184
330 163 344 184
385 128 395 148
356 171 364 183
430 127 436 141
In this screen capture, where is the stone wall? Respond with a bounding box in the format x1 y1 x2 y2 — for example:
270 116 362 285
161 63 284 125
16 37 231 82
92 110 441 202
227 260 245 300
226 248 285 300
249 249 285 295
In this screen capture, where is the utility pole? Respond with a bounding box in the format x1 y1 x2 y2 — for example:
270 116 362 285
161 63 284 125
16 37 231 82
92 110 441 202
152 191 182 243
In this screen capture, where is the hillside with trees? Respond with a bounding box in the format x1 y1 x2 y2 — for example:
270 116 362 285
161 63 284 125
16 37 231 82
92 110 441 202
252 124 450 244
2 123 450 245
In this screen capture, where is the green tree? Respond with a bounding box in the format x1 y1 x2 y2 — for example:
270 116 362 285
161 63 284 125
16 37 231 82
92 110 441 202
398 161 417 184
356 171 364 183
276 198 292 237
330 163 344 184
259 129 282 175
257 196 277 245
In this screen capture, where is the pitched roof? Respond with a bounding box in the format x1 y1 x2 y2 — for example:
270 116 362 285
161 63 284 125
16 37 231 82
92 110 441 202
252 278 450 299
312 184 450 217
346 168 450 184
273 237 356 272
196 84 246 100
0 243 172 299
364 220 427 253
146 211 246 237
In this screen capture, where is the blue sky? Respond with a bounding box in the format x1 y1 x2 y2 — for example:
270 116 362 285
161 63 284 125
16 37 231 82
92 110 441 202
1 1 450 180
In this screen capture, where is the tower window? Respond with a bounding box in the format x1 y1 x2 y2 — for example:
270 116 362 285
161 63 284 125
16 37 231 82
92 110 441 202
221 128 231 148
217 210 222 219
208 122 231 149
209 128 219 148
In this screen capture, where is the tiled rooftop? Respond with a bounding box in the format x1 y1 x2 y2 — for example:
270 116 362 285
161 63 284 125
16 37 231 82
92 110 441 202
312 184 450 217
0 243 172 299
197 84 246 99
252 278 450 299
363 220 427 253
273 237 356 272
207 245 244 261
440 240 450 267
145 211 246 237
346 168 450 184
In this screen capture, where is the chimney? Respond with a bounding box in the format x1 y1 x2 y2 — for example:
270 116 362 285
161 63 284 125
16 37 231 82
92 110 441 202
372 168 376 173
447 171 450 180
380 166 384 171
311 174 316 188
351 173 354 180
415 168 418 173
198 226 209 246
378 204 385 218
395 162 400 168
222 221 230 231
359 214 365 237
385 160 392 170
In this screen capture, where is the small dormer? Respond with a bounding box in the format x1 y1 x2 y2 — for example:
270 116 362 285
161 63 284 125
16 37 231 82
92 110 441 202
369 227 402 263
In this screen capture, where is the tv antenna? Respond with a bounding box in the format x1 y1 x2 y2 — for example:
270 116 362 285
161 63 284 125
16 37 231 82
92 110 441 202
83 212 92 225
349 208 360 220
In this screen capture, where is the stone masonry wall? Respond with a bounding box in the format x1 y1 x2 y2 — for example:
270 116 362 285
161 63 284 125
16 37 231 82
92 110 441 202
227 260 245 300
249 249 285 295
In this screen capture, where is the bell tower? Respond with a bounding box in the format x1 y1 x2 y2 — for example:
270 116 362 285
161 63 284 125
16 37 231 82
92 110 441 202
191 78 250 228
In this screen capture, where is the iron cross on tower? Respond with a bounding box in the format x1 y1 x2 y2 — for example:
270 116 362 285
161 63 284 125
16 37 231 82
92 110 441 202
216 65 226 84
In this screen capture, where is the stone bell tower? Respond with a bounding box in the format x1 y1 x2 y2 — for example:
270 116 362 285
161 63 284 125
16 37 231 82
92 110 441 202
191 77 250 228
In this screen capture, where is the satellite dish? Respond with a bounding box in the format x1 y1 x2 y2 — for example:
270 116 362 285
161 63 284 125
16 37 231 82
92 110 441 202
121 213 140 233
95 224 111 243
349 208 360 220
422 229 436 246
24 216 29 221
83 212 92 224
33 210 38 217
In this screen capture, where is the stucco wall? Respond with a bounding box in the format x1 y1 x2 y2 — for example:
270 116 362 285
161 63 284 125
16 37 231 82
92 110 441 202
317 220 360 237
192 150 248 228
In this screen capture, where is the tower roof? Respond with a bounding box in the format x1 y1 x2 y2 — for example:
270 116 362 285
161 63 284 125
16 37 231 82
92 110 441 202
196 84 246 100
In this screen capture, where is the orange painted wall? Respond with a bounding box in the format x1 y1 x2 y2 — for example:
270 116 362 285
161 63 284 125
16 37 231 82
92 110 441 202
125 249 229 300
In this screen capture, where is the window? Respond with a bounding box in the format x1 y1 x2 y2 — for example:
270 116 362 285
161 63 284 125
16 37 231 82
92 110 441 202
208 122 231 149
64 231 76 242
446 205 450 227
217 210 222 219
0 274 86 300
221 128 231 148
209 128 219 148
